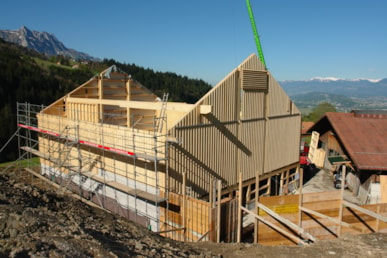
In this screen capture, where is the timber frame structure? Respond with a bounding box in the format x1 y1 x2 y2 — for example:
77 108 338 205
17 54 302 241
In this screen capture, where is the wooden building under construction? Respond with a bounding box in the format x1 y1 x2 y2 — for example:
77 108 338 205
18 53 301 241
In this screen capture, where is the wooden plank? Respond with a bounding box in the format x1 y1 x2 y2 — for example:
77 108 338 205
182 172 187 241
298 167 303 232
308 131 319 164
381 175 387 203
216 180 221 243
257 203 316 242
21 146 50 160
303 190 341 203
241 207 308 246
303 200 342 211
156 227 185 234
300 206 365 233
66 97 194 112
237 172 242 242
343 200 387 223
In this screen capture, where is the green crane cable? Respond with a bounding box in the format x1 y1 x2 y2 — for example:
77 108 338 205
246 0 266 69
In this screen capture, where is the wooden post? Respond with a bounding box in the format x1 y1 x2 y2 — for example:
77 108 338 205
338 165 346 237
376 205 381 232
280 170 284 195
209 179 213 241
266 177 271 195
217 180 221 243
246 184 251 202
237 172 242 242
254 175 260 243
285 169 290 194
126 79 131 127
98 74 103 122
298 167 304 234
182 172 187 241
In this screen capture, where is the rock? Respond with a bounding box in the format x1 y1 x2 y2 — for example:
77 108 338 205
135 241 144 250
9 228 19 238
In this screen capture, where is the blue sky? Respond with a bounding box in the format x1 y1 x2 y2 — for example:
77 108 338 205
1 0 386 85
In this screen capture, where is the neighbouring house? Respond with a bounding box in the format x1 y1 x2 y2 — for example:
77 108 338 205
18 54 302 241
301 121 314 135
307 110 387 203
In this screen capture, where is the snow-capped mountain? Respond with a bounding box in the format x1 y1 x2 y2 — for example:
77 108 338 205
309 77 382 83
280 77 387 98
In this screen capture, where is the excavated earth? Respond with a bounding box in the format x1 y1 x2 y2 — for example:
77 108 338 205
1 167 387 258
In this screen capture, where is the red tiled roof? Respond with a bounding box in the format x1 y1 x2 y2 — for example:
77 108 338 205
301 121 314 134
324 111 387 171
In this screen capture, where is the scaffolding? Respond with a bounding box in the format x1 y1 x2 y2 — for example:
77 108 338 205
16 101 170 231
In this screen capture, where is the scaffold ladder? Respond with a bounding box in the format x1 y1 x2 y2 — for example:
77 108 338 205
156 93 169 133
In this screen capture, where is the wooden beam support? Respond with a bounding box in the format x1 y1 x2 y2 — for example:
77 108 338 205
241 206 308 246
156 227 185 234
66 97 194 112
298 167 303 233
209 179 213 241
257 202 316 242
182 172 187 241
338 165 346 236
342 200 387 223
237 172 242 242
217 180 221 243
199 105 212 115
300 206 365 233
196 231 210 242
254 174 260 244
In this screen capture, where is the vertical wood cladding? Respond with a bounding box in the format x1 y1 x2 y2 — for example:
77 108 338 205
168 54 301 196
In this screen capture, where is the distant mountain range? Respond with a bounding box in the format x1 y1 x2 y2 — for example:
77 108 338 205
280 78 387 111
280 77 387 98
0 26 99 61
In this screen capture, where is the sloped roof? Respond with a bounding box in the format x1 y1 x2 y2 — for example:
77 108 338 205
301 121 314 134
309 111 387 171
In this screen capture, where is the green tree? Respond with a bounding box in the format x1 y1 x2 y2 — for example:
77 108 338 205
303 102 337 122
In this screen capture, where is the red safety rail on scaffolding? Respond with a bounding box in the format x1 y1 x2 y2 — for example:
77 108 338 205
17 123 135 156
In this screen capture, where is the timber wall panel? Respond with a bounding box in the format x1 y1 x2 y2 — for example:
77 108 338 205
242 91 265 119
169 72 240 195
169 54 301 196
240 120 265 180
265 116 301 172
200 72 239 122
238 54 266 71
160 192 210 242
267 77 297 116
37 113 166 188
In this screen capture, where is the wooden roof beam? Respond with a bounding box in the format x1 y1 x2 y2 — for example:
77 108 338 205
66 97 194 112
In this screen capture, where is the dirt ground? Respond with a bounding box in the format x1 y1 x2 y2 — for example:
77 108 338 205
1 167 386 258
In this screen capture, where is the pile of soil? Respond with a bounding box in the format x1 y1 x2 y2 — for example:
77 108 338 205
0 168 213 257
1 167 386 257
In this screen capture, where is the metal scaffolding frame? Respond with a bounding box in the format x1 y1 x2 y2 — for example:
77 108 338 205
16 101 170 231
